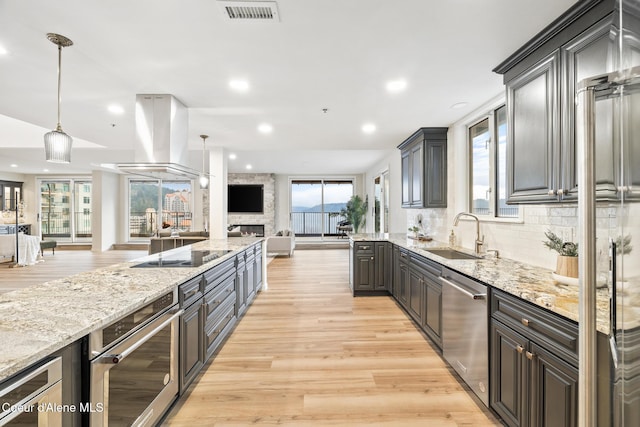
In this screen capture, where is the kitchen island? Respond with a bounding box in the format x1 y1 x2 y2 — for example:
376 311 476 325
0 237 263 383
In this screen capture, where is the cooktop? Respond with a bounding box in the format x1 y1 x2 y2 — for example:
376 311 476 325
131 248 232 268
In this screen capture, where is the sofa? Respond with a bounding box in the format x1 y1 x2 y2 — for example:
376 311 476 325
266 230 295 257
149 230 209 254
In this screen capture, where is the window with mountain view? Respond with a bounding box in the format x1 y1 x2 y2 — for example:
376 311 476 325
290 179 353 237
129 180 192 239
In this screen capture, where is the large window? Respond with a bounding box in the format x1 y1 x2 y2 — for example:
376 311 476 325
290 179 353 238
129 180 192 240
469 105 518 218
40 179 92 242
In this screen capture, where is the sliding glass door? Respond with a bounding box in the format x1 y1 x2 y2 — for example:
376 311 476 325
290 179 353 239
40 179 92 242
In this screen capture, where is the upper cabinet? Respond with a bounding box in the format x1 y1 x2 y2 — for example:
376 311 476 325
495 0 624 203
398 127 448 208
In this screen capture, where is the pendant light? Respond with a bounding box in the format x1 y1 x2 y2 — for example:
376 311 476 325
44 33 73 163
199 135 209 189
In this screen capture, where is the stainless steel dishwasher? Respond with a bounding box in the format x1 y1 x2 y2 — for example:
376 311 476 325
441 267 488 406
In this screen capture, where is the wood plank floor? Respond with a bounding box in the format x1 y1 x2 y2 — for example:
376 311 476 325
0 249 147 294
163 249 501 426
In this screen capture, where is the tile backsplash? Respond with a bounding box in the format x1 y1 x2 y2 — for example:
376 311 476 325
406 203 638 275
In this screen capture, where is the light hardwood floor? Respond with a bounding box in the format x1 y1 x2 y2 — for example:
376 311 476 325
0 248 147 294
163 249 501 426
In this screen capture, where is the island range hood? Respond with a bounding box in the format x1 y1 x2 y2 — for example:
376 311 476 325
117 94 201 180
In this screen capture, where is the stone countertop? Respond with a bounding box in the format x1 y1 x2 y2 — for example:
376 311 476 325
0 237 263 383
350 233 613 335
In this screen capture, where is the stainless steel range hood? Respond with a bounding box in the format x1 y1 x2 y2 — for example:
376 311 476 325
117 94 200 180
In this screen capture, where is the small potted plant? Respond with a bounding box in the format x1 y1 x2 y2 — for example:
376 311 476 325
543 230 578 278
408 225 420 238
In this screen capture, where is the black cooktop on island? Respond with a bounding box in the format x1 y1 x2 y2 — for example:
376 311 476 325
131 248 232 268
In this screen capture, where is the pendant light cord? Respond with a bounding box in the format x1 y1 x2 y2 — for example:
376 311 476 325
56 43 63 130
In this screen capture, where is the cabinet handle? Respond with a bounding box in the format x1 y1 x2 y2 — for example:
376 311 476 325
557 188 564 196
400 253 407 258
521 318 530 327
371 256 374 260
360 245 370 250
516 345 524 354
526 351 536 360
548 189 556 196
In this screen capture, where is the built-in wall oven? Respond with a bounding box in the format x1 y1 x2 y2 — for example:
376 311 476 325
88 290 181 427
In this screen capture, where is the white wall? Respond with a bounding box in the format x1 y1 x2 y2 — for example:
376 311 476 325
92 170 119 251
363 149 406 234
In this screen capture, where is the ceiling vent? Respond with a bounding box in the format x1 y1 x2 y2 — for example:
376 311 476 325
218 1 280 21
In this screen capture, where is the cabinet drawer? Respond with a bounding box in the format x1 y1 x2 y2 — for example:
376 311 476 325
179 275 203 307
410 253 441 277
203 257 236 293
205 299 236 359
491 289 578 366
204 277 236 323
354 242 374 254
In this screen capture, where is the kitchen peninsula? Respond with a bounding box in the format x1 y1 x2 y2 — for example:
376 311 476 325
0 237 264 425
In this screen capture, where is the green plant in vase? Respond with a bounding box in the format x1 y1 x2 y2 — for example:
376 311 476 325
543 230 578 278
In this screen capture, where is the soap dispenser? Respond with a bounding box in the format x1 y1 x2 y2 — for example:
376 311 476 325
449 229 456 247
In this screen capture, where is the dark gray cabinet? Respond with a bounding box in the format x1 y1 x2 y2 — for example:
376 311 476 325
393 245 409 309
506 51 560 203
490 289 578 427
350 241 391 295
398 128 447 208
178 275 204 392
497 7 628 203
409 254 443 348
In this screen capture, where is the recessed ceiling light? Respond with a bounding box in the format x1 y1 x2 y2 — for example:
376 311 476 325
10 164 18 168
108 104 125 114
258 123 273 134
0 45 8 55
43 169 50 172
450 102 469 109
246 164 253 170
229 153 237 160
386 79 407 93
229 79 250 92
362 123 376 134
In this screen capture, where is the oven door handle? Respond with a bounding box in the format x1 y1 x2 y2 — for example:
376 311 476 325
98 308 183 364
441 277 486 300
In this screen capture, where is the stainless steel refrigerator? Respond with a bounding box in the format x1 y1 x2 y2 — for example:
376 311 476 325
577 1 640 425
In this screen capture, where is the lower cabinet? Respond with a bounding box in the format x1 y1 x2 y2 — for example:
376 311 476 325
407 253 443 348
393 246 409 309
490 289 579 427
180 300 204 392
179 242 261 393
350 241 391 295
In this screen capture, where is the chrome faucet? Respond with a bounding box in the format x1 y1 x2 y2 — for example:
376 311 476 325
453 212 484 254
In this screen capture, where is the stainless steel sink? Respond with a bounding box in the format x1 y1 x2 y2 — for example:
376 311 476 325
424 248 482 260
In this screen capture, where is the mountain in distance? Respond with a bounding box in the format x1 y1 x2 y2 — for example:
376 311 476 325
291 202 346 213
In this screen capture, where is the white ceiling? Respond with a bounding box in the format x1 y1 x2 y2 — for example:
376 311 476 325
0 0 576 176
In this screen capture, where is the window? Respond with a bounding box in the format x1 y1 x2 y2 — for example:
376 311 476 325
83 196 90 204
290 179 354 238
129 180 192 240
469 105 518 218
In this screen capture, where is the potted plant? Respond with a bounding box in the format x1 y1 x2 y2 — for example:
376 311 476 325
543 230 578 278
340 195 368 234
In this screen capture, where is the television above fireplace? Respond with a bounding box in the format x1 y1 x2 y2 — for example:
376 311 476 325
228 184 264 214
